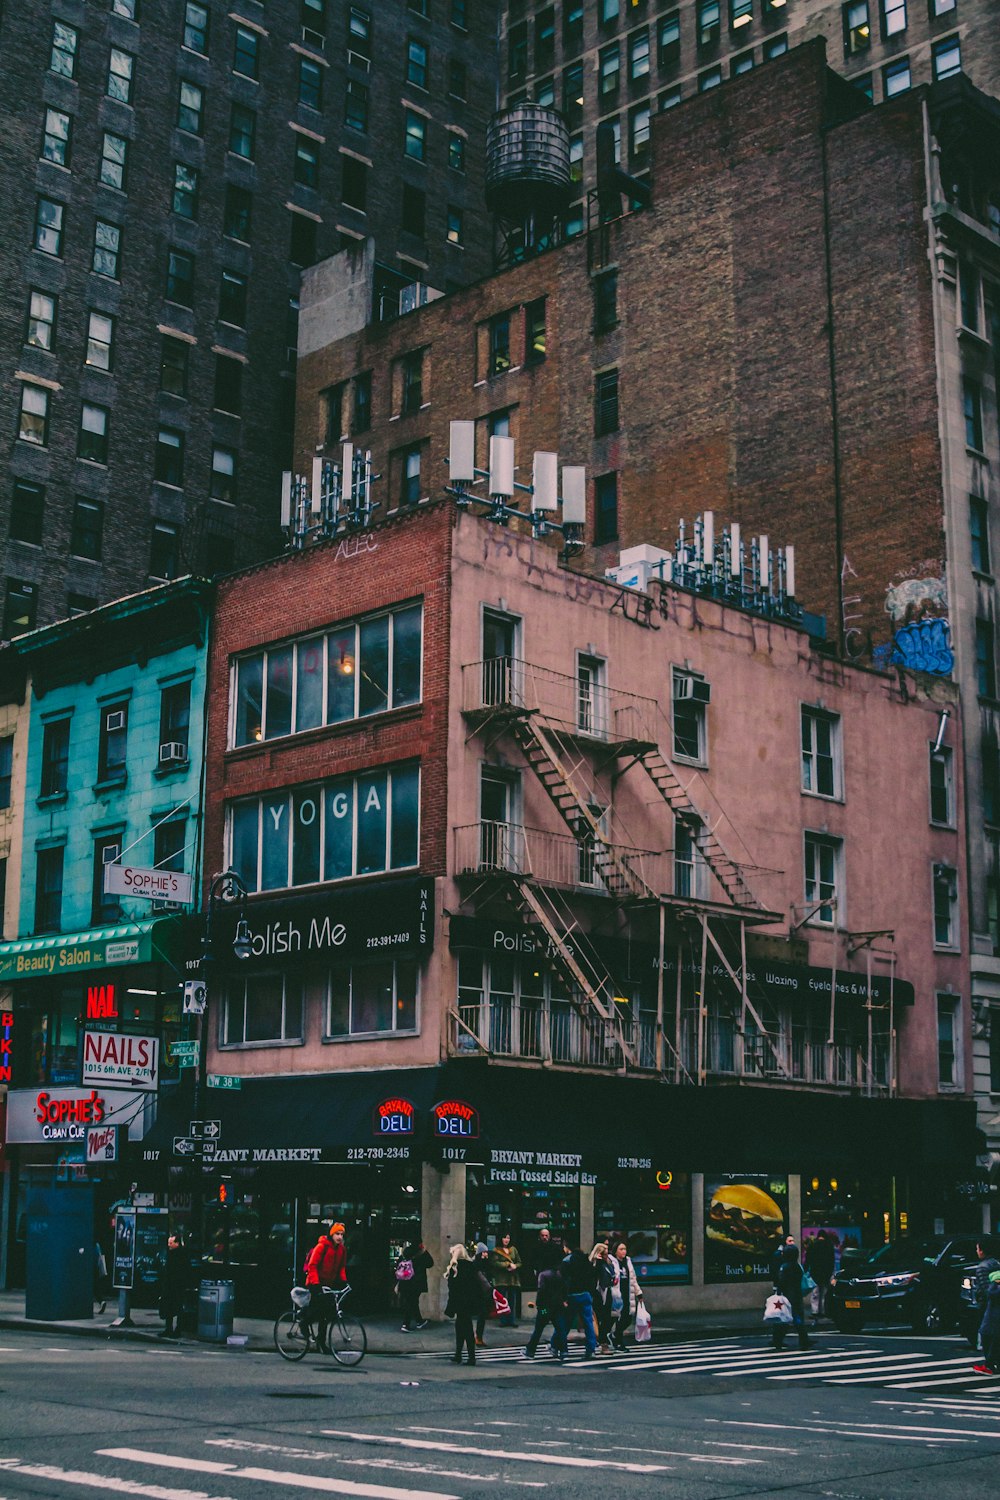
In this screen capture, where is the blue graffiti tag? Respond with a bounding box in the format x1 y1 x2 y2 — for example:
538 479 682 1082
889 617 954 676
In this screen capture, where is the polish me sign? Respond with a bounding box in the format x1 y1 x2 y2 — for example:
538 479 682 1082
81 1030 159 1091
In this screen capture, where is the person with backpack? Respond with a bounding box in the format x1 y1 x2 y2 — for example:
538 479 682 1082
524 1261 571 1362
303 1222 347 1351
397 1235 434 1332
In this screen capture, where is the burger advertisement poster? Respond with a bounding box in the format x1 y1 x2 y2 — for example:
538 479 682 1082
704 1174 788 1283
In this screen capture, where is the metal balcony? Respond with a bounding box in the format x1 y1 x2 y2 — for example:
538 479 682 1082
454 820 670 895
450 997 659 1072
462 657 657 750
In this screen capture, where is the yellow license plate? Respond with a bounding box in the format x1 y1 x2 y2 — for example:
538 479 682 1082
844 1300 862 1309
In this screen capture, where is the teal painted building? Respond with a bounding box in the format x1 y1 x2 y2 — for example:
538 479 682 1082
0 578 211 1286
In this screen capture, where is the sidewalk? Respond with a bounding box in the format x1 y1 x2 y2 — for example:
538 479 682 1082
0 1289 767 1355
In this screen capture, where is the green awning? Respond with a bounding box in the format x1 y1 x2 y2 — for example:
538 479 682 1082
0 917 184 983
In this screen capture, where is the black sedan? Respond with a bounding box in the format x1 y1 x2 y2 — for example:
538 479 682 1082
829 1235 981 1334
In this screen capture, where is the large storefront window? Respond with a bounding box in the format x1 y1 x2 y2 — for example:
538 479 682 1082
327 958 418 1038
230 763 419 893
467 1169 580 1256
595 1169 692 1285
801 1172 901 1263
222 972 304 1046
232 603 422 746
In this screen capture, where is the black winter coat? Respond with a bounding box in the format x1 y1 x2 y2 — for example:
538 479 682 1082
400 1245 434 1295
446 1260 491 1318
774 1255 805 1315
562 1250 598 1297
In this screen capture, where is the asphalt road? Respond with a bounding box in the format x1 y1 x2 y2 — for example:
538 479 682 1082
1 1326 999 1499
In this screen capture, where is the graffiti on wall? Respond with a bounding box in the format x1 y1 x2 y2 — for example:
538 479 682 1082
870 563 953 676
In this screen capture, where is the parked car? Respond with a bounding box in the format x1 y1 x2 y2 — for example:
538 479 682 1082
829 1235 981 1333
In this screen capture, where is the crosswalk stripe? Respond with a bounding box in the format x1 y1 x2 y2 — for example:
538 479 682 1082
98 1449 458 1500
319 1430 671 1475
0 1457 240 1499
772 1355 979 1383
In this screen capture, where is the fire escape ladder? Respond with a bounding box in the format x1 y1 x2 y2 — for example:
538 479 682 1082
509 715 655 903
703 916 788 1079
635 747 762 911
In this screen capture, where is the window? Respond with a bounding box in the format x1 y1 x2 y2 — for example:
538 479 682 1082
177 81 203 134
157 335 187 398
10 481 44 545
971 497 991 573
78 403 109 464
99 132 128 191
536 76 556 108
298 57 323 110
508 20 528 80
223 973 304 1046
41 718 70 797
354 371 372 433
42 109 71 168
589 472 617 545
166 249 195 306
699 65 723 89
159 680 192 756
68 593 95 617
732 49 754 74
149 522 180 581
18 384 49 447
675 814 710 899
932 34 961 78
977 618 997 698
408 0 428 13
599 43 621 100
883 56 910 95
929 744 953 825
564 1 584 54
404 110 426 161
321 383 345 446
401 184 425 237
929 0 955 12
630 104 651 162
92 220 121 278
764 33 789 58
153 817 187 875
183 2 209 53
341 154 367 211
525 299 546 363
488 313 511 375
698 0 721 47
447 206 463 245
843 0 871 53
595 368 619 435
154 427 184 487
448 59 467 100
34 197 64 257
294 135 319 188
407 37 428 88
231 763 419 892
50 22 78 78
933 863 958 947
400 444 422 505
563 63 584 129
229 104 256 159
629 28 651 79
219 270 248 327
93 836 123 925
234 605 422 748
211 446 237 503
70 498 104 559
536 7 556 69
224 184 252 240
672 668 708 761
345 78 369 131
0 737 12 809
569 133 584 182
451 0 467 25
113 0 138 17
214 355 243 415
936 994 960 1086
348 6 372 54
804 832 841 924
593 269 618 333
234 26 259 79
107 49 134 104
447 132 466 173
964 377 984 451
882 0 907 33
731 0 753 27
600 0 621 22
960 261 980 331
35 847 64 934
3 580 37 639
577 654 607 737
97 702 129 783
397 350 422 415
328 959 418 1038
85 311 114 369
27 291 57 351
660 86 682 109
801 708 841 798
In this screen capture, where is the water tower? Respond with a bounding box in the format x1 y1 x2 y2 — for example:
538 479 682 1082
485 105 573 269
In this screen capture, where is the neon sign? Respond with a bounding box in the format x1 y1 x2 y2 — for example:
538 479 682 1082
432 1099 479 1139
0 1010 12 1084
656 1170 673 1192
373 1097 415 1136
86 984 118 1020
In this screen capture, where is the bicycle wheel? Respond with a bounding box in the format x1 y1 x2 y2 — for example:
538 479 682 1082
274 1309 311 1361
328 1313 367 1367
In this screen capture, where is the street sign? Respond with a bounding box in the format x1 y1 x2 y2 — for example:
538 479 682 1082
207 1074 242 1091
86 1124 118 1163
169 1039 200 1064
189 1120 221 1140
173 1136 198 1156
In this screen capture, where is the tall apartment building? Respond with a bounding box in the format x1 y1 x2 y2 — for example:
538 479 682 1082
293 43 1000 1221
499 0 997 216
0 0 498 635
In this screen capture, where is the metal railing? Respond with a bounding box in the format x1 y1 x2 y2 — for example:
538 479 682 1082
451 997 658 1072
691 1019 891 1093
454 820 672 895
462 657 657 745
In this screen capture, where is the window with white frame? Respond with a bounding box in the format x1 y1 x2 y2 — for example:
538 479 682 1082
881 0 906 35
804 832 841 923
801 707 841 799
672 668 709 762
229 763 419 893
932 861 958 947
675 813 709 899
327 957 418 1037
232 604 422 746
222 972 304 1045
929 744 954 825
577 653 607 737
936 993 961 1088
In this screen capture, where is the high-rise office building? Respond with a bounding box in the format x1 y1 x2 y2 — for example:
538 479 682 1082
0 0 498 633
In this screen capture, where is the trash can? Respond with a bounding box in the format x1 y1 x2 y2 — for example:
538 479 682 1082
197 1279 235 1342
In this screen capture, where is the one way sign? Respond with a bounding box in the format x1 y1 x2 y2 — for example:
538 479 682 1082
189 1120 221 1140
173 1136 198 1156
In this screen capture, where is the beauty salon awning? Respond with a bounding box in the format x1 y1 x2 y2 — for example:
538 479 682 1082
0 916 185 983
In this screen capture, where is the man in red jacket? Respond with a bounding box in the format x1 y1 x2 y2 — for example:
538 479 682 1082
304 1223 347 1349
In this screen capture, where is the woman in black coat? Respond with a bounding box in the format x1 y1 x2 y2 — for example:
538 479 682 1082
397 1239 434 1332
445 1244 491 1365
771 1243 815 1352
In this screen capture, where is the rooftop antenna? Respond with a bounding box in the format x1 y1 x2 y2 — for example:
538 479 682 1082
446 419 585 559
280 443 381 550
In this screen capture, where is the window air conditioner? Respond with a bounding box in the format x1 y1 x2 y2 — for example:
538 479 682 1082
159 741 188 766
674 676 711 704
102 844 120 865
106 710 126 732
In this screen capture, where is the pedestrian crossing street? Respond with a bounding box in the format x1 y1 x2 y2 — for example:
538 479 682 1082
424 1333 1000 1397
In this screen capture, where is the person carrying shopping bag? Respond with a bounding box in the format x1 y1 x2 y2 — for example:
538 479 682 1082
489 1233 523 1325
589 1242 616 1354
610 1240 641 1350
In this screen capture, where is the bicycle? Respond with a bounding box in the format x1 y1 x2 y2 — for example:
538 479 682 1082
273 1283 367 1367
